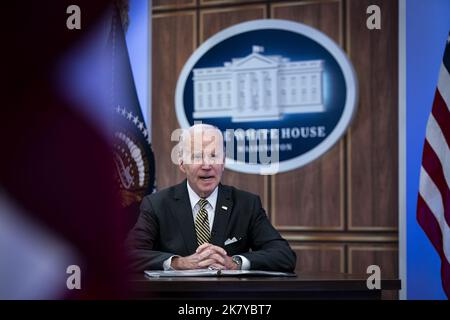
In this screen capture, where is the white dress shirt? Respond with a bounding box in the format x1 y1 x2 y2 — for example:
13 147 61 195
186 180 218 231
163 181 250 270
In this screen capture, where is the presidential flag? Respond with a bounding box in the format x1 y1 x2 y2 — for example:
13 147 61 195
417 34 450 299
109 3 155 231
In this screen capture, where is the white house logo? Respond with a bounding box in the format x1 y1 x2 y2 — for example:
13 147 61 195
193 45 325 122
176 20 358 174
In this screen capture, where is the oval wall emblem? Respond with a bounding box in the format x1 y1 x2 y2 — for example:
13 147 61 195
175 19 358 174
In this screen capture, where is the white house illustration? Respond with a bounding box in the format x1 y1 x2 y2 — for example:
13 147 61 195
192 46 325 122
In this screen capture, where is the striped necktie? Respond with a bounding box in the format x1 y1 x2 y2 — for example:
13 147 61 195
195 198 211 246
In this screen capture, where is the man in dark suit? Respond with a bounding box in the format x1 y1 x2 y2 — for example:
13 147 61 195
126 124 296 272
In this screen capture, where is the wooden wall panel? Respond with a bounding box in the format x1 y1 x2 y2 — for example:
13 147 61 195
152 12 196 189
348 245 397 276
201 0 261 6
348 244 398 299
200 5 266 42
271 1 344 230
347 0 398 230
271 146 343 230
271 0 342 43
293 244 345 273
200 5 268 205
153 0 196 11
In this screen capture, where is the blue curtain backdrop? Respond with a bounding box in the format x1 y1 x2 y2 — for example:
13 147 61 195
126 0 149 126
407 0 450 300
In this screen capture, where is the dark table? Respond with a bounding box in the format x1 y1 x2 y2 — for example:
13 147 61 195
129 272 401 300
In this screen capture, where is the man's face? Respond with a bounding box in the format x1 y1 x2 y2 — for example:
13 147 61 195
179 129 225 198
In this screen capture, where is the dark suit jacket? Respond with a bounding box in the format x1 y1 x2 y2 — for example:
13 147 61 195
126 180 296 272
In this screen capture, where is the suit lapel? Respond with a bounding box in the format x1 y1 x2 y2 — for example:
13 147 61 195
172 180 197 255
211 184 233 247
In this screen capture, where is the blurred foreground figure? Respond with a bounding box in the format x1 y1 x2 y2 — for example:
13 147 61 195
0 1 132 299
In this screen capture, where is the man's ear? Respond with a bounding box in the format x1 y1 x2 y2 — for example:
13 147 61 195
221 153 226 171
179 160 186 174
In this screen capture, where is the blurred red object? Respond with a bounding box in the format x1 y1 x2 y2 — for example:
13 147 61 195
0 1 131 299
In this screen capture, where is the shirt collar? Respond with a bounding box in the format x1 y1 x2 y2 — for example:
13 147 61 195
186 180 218 211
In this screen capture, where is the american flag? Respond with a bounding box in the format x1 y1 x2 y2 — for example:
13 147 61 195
417 34 450 299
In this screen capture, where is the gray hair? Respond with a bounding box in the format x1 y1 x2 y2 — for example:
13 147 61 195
178 124 224 163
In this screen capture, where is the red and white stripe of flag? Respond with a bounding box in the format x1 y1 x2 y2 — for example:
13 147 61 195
417 35 450 299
